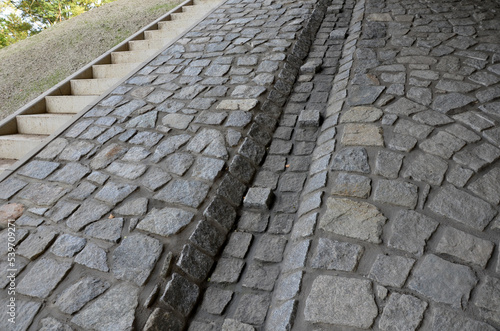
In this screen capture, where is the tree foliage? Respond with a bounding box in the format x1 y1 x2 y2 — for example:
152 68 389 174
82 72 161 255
0 0 114 48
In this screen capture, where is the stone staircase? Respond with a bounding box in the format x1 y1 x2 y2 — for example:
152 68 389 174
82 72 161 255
0 0 221 172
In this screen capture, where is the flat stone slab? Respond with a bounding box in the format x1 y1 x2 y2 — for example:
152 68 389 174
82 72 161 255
319 197 386 243
71 282 139 331
428 185 497 230
17 258 72 298
137 207 194 237
474 276 500 325
379 293 427 331
341 124 384 146
311 238 363 271
55 276 110 314
408 254 477 308
304 275 378 328
154 179 210 208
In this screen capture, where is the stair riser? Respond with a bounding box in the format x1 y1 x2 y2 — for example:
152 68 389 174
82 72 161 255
0 138 45 159
46 96 98 114
17 115 73 135
92 64 139 79
128 39 171 51
71 79 119 95
111 50 157 64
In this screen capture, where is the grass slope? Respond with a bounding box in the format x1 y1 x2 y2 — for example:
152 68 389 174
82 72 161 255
0 0 181 120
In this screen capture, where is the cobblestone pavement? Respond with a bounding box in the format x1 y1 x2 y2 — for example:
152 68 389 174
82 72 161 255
1 0 500 330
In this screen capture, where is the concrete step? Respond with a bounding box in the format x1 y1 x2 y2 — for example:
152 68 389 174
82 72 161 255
16 114 74 135
0 134 47 159
144 26 183 40
0 159 16 172
45 95 98 114
92 63 140 79
128 38 172 51
111 49 158 64
71 78 120 95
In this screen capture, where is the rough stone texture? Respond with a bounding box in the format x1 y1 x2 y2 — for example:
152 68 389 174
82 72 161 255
331 172 371 198
342 123 384 146
0 300 41 331
379 293 427 331
222 319 255 331
137 207 194 237
474 276 500 325
304 275 378 328
154 179 210 208
50 234 86 257
436 227 494 268
177 244 213 281
468 168 500 205
373 179 418 209
388 210 438 256
403 153 448 185
242 262 280 291
320 197 386 243
430 307 496 331
369 254 415 287
428 185 497 230
162 273 200 316
17 226 57 259
17 258 72 298
243 187 273 209
254 234 287 263
201 287 233 315
311 238 363 271
233 293 271 325
143 308 185 331
331 147 370 173
71 283 139 331
39 317 73 331
211 257 245 284
111 234 162 285
408 254 477 308
55 276 110 314
74 242 109 272
223 232 252 259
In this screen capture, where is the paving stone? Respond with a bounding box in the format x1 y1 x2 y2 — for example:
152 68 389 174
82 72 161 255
89 143 127 170
432 92 476 114
106 161 147 180
95 181 137 205
428 185 496 230
210 257 245 284
72 282 139 330
445 165 473 187
419 131 466 159
17 258 72 298
238 138 266 165
114 197 148 216
408 254 477 308
332 171 371 198
243 187 273 209
0 177 27 200
189 220 225 257
203 195 237 230
154 179 210 208
112 234 162 286
453 111 495 132
320 197 386 244
388 209 438 256
388 134 418 152
268 214 294 235
373 179 418 209
143 308 185 331
304 275 377 328
435 79 480 93
84 217 123 242
177 244 213 281
50 234 86 257
223 232 252 259
311 238 363 271
291 213 317 240
279 173 307 192
379 293 427 331
254 234 287 263
298 109 320 127
430 306 496 331
87 171 109 185
74 242 109 272
468 168 500 205
39 316 72 331
436 227 494 268
55 276 110 314
445 123 481 143
17 182 68 206
59 140 95 161
412 111 453 127
266 300 297 331
17 226 57 259
394 119 433 139
201 287 233 315
228 155 255 184
374 150 404 179
339 106 383 123
403 153 448 186
348 85 385 106
37 137 68 160
48 162 90 184
369 254 415 287
384 97 426 116
128 131 163 147
242 262 280 291
474 276 500 325
18 160 59 179
0 257 28 289
141 167 171 191
0 300 41 331
331 147 370 173
234 293 271 325
342 123 384 146
126 111 158 128
222 319 254 331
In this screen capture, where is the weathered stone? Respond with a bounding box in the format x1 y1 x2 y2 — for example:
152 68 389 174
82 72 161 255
217 99 258 111
0 203 24 228
72 283 139 331
0 300 41 331
201 287 233 315
18 160 59 179
403 153 448 185
50 234 86 257
436 227 494 268
428 185 496 230
474 276 500 325
143 308 185 331
374 150 404 179
17 258 72 298
17 182 68 206
408 254 477 308
369 254 415 287
430 307 496 331
385 97 426 116
331 147 370 173
17 226 57 259
320 197 386 243
210 257 245 284
84 218 123 242
468 168 500 205
141 167 171 191
0 177 27 200
114 198 147 216
223 232 252 259
348 85 385 106
304 276 378 328
436 79 480 93
112 234 162 285
192 157 225 182
234 293 271 325
394 119 433 139
340 106 383 123
56 277 110 314
432 93 476 114
95 181 137 205
311 238 363 271
266 300 297 331
74 242 109 272
342 123 384 146
379 293 427 331
373 179 418 209
244 187 273 209
59 140 95 161
154 179 210 208
222 319 255 331
388 134 417 152
331 172 371 198
106 161 147 180
254 234 287 263
39 317 73 331
242 262 280 291
388 210 438 256
66 199 111 231
177 244 213 281
38 138 68 160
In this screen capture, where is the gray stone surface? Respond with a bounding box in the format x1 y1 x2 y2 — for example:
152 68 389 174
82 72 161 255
137 207 194 237
66 199 111 231
331 172 371 198
177 244 213 281
373 179 418 209
202 287 233 315
331 147 370 173
403 153 448 185
369 254 415 287
0 300 41 331
428 185 497 230
211 257 245 284
50 234 86 257
243 187 273 209
84 217 123 242
74 242 109 272
348 85 385 106
320 197 386 243
72 282 139 331
17 182 68 206
242 262 280 291
17 258 72 298
223 232 252 259
154 179 210 208
311 238 363 271
234 293 271 325
374 150 404 178
39 317 73 331
474 276 500 325
17 226 57 259
408 254 477 308
55 276 110 314
222 319 255 331
379 293 427 331
430 307 496 331
162 273 200 316
388 210 438 256
304 275 378 328
254 234 287 263
468 168 500 205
